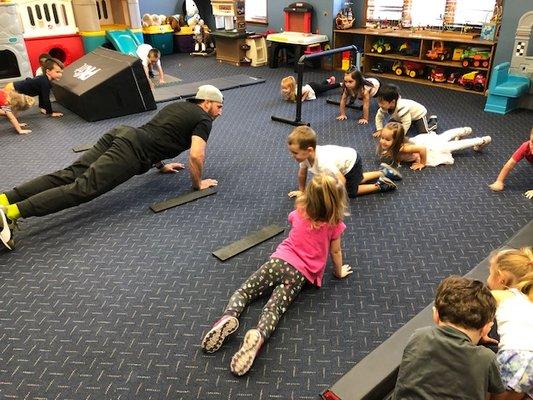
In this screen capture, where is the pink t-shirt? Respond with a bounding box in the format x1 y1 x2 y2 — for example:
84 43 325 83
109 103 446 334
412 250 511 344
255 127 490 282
512 140 533 164
271 210 346 287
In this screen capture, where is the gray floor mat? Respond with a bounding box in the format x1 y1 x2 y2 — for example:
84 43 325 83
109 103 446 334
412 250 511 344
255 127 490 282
153 74 265 103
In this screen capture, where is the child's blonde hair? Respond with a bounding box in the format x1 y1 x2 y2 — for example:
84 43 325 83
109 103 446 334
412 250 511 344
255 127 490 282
297 173 348 227
491 247 533 300
280 76 296 102
377 121 405 164
9 91 35 112
287 125 317 150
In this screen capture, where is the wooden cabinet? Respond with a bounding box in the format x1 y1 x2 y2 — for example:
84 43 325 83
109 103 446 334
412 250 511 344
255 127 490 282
333 28 498 95
211 31 248 66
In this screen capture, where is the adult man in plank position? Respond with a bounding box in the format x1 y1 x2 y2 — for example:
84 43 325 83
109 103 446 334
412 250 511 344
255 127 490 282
0 85 223 250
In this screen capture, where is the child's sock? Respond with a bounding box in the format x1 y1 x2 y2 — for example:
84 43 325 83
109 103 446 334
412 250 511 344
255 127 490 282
5 204 21 221
0 193 9 206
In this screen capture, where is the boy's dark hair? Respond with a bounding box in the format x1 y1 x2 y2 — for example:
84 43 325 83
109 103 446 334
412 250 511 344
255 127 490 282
287 126 317 150
376 83 400 102
43 57 64 72
148 48 161 58
38 53 51 66
435 276 496 330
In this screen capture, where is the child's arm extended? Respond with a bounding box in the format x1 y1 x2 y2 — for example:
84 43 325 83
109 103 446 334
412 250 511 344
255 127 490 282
336 92 348 120
288 165 308 198
358 91 370 125
4 109 31 134
401 143 426 170
330 237 352 278
373 108 386 137
489 157 516 192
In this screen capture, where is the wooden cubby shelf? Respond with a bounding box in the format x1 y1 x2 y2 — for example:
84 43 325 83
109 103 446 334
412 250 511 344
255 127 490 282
333 28 498 95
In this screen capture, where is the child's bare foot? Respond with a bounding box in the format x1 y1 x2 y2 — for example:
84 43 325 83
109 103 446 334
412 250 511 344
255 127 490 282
51 112 63 118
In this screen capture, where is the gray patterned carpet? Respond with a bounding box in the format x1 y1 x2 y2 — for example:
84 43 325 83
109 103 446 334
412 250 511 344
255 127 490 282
0 51 532 400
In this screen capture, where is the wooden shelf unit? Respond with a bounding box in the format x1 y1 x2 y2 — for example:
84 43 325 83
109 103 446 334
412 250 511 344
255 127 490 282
333 28 498 95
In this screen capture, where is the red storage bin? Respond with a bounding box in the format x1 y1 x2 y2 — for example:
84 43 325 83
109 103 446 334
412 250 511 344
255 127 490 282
24 34 84 74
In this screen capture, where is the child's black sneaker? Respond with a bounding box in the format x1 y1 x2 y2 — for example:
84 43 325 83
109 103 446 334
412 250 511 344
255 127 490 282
376 176 397 192
201 315 239 353
380 163 403 181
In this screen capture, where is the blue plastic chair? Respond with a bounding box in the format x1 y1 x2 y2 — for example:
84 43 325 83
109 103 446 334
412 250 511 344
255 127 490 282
484 62 530 115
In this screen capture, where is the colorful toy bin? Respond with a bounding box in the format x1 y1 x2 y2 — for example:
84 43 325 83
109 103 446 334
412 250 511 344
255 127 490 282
143 25 174 55
173 26 194 53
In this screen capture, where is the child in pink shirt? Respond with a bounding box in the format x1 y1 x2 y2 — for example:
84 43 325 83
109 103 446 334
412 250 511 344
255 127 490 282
490 128 533 198
200 174 353 376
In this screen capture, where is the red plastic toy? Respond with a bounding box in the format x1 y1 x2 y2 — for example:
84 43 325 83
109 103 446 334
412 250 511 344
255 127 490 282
458 71 487 92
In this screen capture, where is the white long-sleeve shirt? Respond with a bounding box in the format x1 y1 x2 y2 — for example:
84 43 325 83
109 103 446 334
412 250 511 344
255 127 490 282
375 98 427 132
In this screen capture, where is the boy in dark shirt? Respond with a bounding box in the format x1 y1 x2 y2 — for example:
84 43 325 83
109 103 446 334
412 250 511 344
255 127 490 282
6 58 64 118
392 276 505 400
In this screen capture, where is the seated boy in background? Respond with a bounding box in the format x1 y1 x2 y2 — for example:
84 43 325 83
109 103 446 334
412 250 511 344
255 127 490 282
374 83 437 138
392 276 505 400
136 44 165 88
4 57 63 118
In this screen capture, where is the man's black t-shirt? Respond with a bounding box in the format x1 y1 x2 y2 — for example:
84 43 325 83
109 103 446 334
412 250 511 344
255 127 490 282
134 101 212 162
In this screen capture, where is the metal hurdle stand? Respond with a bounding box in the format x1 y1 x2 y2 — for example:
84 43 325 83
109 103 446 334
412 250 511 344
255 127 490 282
271 45 360 127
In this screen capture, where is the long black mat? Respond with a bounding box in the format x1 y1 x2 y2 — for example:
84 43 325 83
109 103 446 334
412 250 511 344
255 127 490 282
153 74 265 103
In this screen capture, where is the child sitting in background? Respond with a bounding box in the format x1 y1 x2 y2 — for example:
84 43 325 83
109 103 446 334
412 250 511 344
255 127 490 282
287 126 401 198
337 67 380 125
392 275 505 400
280 75 339 102
201 174 353 376
4 57 63 118
489 128 533 199
136 44 165 88
374 83 437 137
486 247 533 400
0 89 35 134
377 122 492 170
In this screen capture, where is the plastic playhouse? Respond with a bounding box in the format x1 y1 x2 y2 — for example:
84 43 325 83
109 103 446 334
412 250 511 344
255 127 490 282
71 0 143 54
12 0 84 73
485 11 533 115
0 2 33 85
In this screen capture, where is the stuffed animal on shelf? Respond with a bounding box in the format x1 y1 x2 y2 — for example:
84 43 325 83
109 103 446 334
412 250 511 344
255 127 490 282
166 14 185 32
193 19 214 53
142 13 155 28
183 0 201 28
142 13 167 27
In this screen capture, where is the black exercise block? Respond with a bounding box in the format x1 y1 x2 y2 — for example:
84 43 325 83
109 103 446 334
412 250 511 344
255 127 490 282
149 188 217 213
213 224 285 261
53 48 156 121
72 144 93 153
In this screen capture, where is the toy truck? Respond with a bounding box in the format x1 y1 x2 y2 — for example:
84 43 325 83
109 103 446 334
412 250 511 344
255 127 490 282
371 39 392 54
460 47 491 68
458 71 487 92
426 41 450 61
